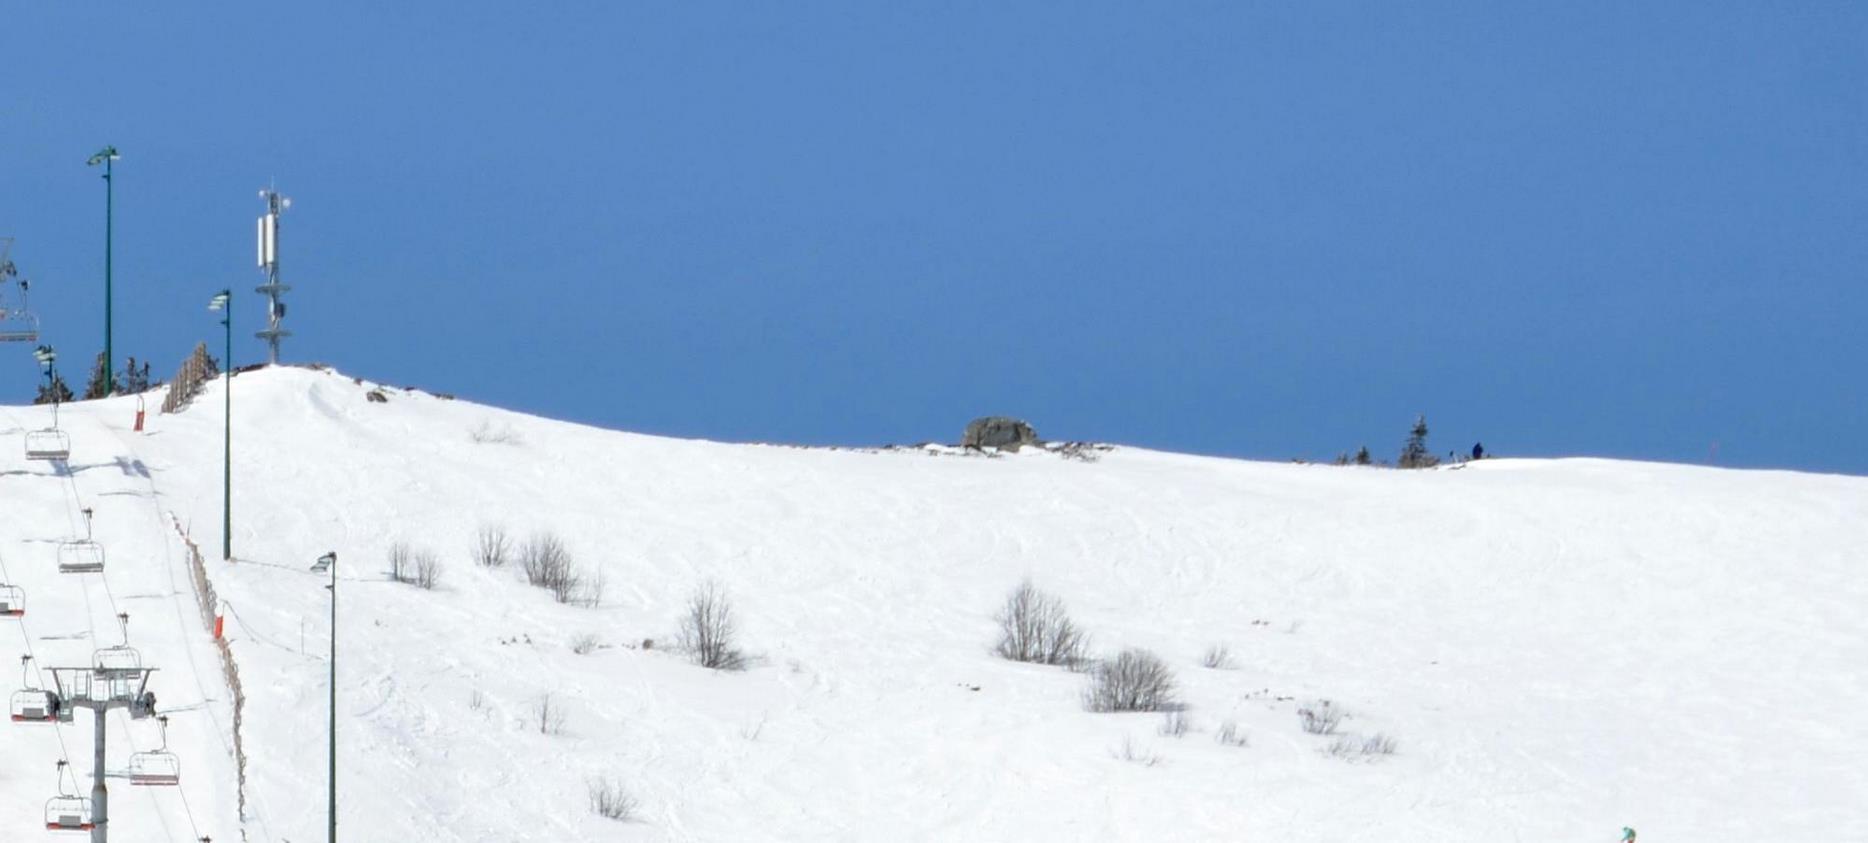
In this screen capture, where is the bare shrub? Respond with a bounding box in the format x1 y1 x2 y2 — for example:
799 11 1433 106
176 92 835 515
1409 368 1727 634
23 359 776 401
1214 720 1248 748
522 532 582 602
992 580 1088 667
1084 648 1178 713
1325 732 1397 760
468 689 486 711
469 420 522 445
579 565 605 608
474 525 510 568
1110 735 1162 767
587 777 637 821
570 633 600 655
678 581 745 670
534 693 567 736
1298 700 1343 735
414 551 443 590
1158 711 1190 738
388 541 413 583
1201 643 1236 670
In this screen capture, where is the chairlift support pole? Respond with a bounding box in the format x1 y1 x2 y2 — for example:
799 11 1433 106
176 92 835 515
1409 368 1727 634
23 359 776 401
48 665 157 843
91 695 108 843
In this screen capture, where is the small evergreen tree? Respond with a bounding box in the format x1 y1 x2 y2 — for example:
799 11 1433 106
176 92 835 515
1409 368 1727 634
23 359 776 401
119 357 152 393
81 351 110 400
33 372 73 405
1354 445 1372 466
1399 415 1437 468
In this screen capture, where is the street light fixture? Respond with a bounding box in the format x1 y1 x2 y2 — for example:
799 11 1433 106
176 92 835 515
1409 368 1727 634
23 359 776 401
209 290 231 561
86 146 120 396
310 551 336 843
32 344 58 409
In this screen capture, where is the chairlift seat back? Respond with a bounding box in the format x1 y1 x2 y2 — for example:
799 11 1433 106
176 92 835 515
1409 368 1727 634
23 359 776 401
44 796 93 830
24 429 69 461
11 689 55 722
58 541 104 574
128 751 180 786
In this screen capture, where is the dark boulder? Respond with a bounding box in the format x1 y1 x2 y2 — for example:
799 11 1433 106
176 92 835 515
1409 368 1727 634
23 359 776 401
963 416 1040 451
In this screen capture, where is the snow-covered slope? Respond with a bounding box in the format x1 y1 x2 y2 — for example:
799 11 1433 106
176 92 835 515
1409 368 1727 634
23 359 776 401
4 365 1865 841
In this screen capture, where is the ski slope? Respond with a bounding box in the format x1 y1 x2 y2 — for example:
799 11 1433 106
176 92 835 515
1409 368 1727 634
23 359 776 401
5 365 1866 841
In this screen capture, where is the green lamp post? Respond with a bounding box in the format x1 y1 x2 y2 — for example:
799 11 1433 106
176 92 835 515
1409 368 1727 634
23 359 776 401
86 146 121 396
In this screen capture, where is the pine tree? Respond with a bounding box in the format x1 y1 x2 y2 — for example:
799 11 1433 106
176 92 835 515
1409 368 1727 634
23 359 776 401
81 351 110 400
119 356 152 393
1354 445 1372 466
33 372 73 405
1399 415 1437 468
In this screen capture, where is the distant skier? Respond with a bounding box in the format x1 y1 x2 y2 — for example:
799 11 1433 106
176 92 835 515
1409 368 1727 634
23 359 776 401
1471 442 1484 461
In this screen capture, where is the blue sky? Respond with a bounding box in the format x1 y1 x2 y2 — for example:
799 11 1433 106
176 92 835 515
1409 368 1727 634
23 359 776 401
3 2 1864 473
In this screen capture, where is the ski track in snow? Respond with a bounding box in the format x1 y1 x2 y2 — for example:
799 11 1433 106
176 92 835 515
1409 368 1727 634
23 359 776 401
2 366 1865 841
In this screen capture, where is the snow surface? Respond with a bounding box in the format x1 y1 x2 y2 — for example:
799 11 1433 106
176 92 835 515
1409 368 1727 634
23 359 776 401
4 365 1866 841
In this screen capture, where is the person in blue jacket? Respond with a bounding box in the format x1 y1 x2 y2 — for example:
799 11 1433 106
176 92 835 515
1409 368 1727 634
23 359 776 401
1471 442 1484 461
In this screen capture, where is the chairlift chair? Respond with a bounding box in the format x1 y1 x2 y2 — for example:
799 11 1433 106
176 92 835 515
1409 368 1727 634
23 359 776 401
10 688 59 722
45 760 93 830
58 539 105 574
0 241 37 343
44 795 93 831
129 715 181 785
25 428 70 461
0 305 37 342
92 644 142 672
0 583 22 616
128 750 181 786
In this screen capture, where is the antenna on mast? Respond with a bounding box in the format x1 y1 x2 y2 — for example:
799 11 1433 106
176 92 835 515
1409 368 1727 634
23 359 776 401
255 186 293 364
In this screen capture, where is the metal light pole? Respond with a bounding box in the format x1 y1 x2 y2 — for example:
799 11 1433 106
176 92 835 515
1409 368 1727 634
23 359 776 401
210 291 231 560
312 551 337 843
86 146 120 396
33 345 59 425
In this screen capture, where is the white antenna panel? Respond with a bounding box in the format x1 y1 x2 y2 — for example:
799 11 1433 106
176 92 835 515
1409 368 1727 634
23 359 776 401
257 214 277 266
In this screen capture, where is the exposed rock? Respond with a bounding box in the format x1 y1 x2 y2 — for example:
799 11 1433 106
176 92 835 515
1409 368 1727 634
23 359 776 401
962 416 1039 451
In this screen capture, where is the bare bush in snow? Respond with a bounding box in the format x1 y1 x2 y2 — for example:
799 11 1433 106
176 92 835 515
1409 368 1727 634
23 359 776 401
587 777 637 821
414 550 443 590
1201 643 1236 670
992 579 1089 668
678 581 745 671
1214 720 1248 747
1325 732 1397 760
1158 711 1190 738
534 693 567 736
522 532 583 603
469 420 522 445
579 565 605 608
474 525 510 568
1298 700 1343 735
388 541 414 583
1111 735 1163 767
570 633 601 655
1084 648 1178 713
